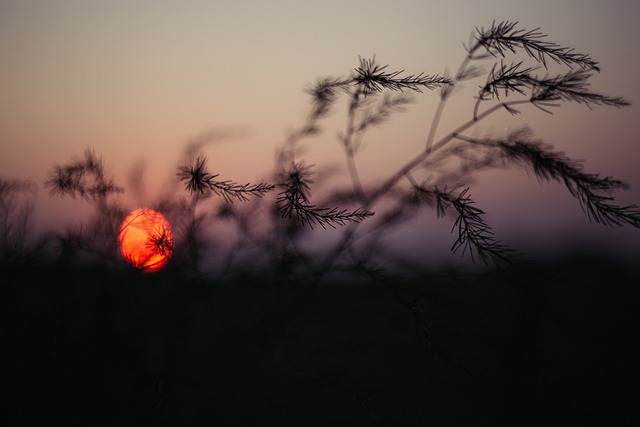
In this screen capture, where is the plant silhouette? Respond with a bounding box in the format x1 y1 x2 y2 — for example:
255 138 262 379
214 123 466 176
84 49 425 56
44 148 126 267
0 177 47 267
3 20 639 427
35 21 638 279
169 20 637 282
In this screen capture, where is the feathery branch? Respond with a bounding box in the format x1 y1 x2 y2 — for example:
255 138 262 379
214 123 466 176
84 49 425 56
471 20 600 71
353 57 451 95
456 129 640 228
495 131 640 227
177 156 275 201
531 69 630 108
412 185 518 264
276 163 374 229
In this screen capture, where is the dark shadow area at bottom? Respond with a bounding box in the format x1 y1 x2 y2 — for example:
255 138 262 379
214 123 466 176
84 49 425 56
1 257 638 426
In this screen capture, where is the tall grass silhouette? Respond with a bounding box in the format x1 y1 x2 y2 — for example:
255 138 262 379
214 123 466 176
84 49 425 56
2 21 639 427
28 21 636 278
160 20 637 283
0 177 45 266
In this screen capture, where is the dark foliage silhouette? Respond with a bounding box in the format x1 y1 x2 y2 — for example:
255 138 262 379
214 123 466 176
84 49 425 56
0 177 47 266
44 149 125 266
31 21 636 281
2 21 639 427
189 19 636 281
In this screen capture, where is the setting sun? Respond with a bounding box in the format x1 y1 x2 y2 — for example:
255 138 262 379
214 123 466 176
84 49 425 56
118 208 173 272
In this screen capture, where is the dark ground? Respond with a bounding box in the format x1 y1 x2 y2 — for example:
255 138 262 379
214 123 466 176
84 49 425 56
1 258 638 426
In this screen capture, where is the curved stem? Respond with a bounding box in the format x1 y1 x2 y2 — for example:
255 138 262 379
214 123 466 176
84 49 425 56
342 89 365 199
345 146 364 198
425 98 448 154
473 97 482 121
430 99 531 154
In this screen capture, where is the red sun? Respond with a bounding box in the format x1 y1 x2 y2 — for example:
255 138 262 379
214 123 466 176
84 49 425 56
118 208 174 272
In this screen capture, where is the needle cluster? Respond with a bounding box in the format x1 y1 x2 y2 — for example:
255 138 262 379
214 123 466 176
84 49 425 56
353 57 452 95
495 132 640 227
412 185 517 264
531 69 629 107
146 225 174 256
470 20 600 71
276 163 373 230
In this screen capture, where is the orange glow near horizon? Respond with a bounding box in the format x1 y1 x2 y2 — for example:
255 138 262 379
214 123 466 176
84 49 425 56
118 208 173 272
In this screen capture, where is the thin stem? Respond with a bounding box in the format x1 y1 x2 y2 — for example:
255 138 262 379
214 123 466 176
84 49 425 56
425 99 448 154
425 54 473 153
430 99 531 154
342 89 365 199
473 98 483 121
346 147 364 199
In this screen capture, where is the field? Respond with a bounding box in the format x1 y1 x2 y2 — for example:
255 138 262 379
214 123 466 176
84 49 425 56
2 258 638 426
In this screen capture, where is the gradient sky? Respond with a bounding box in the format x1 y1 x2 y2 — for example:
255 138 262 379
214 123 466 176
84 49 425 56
2 0 640 268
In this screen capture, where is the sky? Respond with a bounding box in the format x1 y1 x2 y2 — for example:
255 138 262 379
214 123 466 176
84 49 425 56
2 0 640 269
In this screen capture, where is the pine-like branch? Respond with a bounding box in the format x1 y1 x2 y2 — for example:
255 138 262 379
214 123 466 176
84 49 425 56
353 57 451 95
412 185 517 264
451 130 640 229
494 131 640 227
177 156 213 194
209 180 276 202
473 64 629 119
472 21 600 71
478 61 538 101
532 69 630 108
277 163 374 229
177 156 275 201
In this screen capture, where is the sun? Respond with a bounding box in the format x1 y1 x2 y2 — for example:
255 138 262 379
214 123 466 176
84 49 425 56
118 208 174 272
